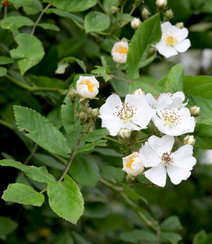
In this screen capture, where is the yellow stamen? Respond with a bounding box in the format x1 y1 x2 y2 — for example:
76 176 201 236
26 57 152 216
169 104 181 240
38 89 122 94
126 155 135 172
116 45 128 54
80 80 94 93
164 32 178 45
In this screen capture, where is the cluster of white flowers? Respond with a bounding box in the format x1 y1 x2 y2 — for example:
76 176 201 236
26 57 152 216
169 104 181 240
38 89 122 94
99 90 196 187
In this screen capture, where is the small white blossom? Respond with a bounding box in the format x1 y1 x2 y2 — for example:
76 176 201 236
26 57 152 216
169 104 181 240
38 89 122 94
122 152 144 176
139 135 196 187
131 18 142 30
155 22 191 58
76 76 99 98
111 41 128 64
99 94 156 136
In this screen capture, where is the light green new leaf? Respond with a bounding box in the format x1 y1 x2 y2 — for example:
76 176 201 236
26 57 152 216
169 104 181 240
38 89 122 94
0 159 55 183
10 33 45 75
0 217 18 236
43 0 97 12
14 106 71 158
0 67 7 77
85 11 110 33
164 64 184 93
0 57 14 65
47 175 84 224
69 154 100 187
126 14 161 79
91 65 112 82
76 140 107 154
81 129 109 142
1 16 34 31
119 230 157 243
56 57 86 74
38 23 60 31
2 183 44 206
161 216 182 231
160 232 182 244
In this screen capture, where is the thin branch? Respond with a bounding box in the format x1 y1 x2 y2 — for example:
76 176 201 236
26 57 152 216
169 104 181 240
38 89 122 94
0 119 14 130
103 136 122 145
24 144 38 165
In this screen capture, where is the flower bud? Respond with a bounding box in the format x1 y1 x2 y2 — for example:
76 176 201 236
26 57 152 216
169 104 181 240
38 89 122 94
131 18 142 30
156 0 167 9
175 22 184 29
111 41 128 64
133 88 144 95
164 9 174 20
183 135 196 146
110 6 119 14
76 76 99 99
3 1 9 6
142 8 151 20
91 108 100 117
122 152 144 176
119 128 131 139
189 106 200 117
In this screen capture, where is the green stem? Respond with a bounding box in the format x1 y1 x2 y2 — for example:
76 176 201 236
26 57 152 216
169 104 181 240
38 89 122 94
109 74 133 83
5 74 67 94
4 5 7 18
31 4 51 35
24 144 38 165
103 136 122 145
0 119 14 130
120 4 137 27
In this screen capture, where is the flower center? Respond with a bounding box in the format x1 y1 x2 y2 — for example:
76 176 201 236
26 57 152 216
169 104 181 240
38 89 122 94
160 108 183 126
79 80 94 93
126 155 136 171
113 102 137 121
116 45 128 54
161 152 173 166
164 32 178 45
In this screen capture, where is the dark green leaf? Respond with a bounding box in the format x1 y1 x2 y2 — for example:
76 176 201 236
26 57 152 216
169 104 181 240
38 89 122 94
53 233 74 244
193 230 207 244
76 140 107 154
38 23 60 31
11 0 43 15
34 154 66 171
0 67 7 77
119 230 157 243
1 16 34 31
161 216 182 231
0 217 18 235
99 165 124 183
71 231 88 244
0 57 14 65
160 232 182 244
56 57 86 74
84 202 110 218
110 70 129 97
81 129 109 142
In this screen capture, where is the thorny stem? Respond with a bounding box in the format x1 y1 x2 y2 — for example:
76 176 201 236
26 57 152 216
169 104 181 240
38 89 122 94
24 144 38 165
31 4 51 35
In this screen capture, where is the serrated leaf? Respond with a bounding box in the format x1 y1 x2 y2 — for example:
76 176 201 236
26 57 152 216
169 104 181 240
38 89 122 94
0 57 14 65
47 175 84 224
14 106 71 158
0 67 7 77
1 16 34 31
43 0 97 12
76 140 107 154
99 165 124 183
126 14 161 79
56 57 86 74
91 65 112 82
69 154 100 187
85 11 110 33
0 159 56 183
38 23 60 31
119 230 157 243
0 217 18 235
160 232 182 244
10 34 45 75
2 183 44 206
12 0 43 14
161 216 182 231
164 64 184 93
110 70 129 97
81 129 109 142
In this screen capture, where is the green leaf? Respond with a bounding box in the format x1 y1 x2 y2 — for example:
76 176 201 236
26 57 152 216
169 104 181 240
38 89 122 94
43 0 97 12
195 117 212 138
76 140 107 154
53 233 74 244
84 202 110 218
160 232 182 244
110 70 129 97
99 165 124 183
92 148 123 157
34 154 66 171
0 217 18 235
103 0 119 12
119 230 157 243
126 14 161 79
195 136 212 149
199 233 212 244
47 174 84 224
164 64 184 93
69 154 100 187
38 23 60 31
1 16 34 31
91 65 112 82
14 106 71 158
0 67 7 77
71 231 88 244
0 159 55 183
85 11 110 33
11 0 43 14
56 57 86 74
2 183 44 206
81 129 109 142
10 33 45 75
61 95 82 137
0 57 14 65
161 216 182 231
193 230 207 244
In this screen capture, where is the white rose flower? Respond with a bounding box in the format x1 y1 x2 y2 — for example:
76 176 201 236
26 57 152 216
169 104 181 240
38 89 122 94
155 22 191 58
122 152 144 176
99 94 156 136
76 76 99 98
139 135 196 187
111 41 128 64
